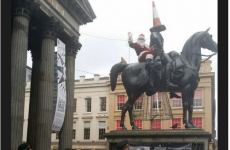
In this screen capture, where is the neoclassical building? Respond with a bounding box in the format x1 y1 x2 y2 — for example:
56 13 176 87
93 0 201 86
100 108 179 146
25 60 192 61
52 75 110 150
24 75 110 150
11 0 96 150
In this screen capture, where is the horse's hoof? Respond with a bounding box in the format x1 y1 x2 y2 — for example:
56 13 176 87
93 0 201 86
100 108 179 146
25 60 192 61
191 123 199 128
132 125 139 130
185 123 198 129
122 126 127 130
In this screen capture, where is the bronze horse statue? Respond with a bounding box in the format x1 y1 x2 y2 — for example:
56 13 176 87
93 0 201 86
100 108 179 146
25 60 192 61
110 28 217 130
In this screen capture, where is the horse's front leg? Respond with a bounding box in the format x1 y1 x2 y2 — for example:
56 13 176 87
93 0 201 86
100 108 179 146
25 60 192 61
182 84 194 128
181 91 188 125
120 103 128 130
188 90 198 128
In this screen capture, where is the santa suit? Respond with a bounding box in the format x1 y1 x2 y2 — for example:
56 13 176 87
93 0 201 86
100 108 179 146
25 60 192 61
129 42 155 62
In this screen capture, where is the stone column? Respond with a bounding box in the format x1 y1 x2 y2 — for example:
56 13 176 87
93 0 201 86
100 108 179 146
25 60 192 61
35 17 63 150
11 1 38 149
59 37 82 150
26 48 41 149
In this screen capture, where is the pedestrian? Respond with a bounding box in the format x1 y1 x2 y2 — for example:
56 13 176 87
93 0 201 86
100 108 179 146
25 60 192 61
18 143 32 150
116 140 129 150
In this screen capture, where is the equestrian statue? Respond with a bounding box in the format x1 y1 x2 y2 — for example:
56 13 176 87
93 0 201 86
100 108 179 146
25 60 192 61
110 25 217 130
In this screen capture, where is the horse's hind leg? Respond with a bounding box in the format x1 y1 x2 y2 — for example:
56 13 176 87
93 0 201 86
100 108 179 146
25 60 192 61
127 102 136 129
120 102 128 130
127 92 142 130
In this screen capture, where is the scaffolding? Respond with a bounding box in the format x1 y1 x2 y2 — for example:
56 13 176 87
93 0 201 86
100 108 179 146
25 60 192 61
132 92 173 121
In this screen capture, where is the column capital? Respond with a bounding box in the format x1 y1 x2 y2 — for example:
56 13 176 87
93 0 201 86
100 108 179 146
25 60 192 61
66 36 82 57
12 0 39 19
42 17 64 40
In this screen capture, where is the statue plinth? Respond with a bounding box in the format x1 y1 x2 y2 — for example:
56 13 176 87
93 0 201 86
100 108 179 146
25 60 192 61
104 129 211 150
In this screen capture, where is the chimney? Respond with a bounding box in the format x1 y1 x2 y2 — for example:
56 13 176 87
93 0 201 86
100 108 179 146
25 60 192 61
80 76 85 83
94 74 100 82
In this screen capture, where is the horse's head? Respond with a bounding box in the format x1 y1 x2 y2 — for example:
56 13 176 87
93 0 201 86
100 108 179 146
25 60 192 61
200 28 218 53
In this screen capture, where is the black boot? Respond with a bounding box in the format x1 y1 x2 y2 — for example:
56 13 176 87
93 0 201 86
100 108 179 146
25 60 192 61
145 59 152 69
165 63 178 89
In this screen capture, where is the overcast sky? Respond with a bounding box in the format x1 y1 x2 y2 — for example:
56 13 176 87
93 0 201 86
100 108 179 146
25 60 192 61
27 0 218 136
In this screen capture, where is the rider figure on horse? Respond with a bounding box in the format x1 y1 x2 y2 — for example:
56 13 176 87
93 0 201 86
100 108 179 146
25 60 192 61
128 33 154 63
128 31 181 98
149 25 178 89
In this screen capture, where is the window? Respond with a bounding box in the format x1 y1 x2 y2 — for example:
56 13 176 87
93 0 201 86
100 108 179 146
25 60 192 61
193 90 202 107
171 93 182 108
84 122 90 140
134 120 142 129
73 99 77 113
116 120 122 131
117 95 125 110
73 122 76 139
152 93 161 109
171 119 181 129
100 97 106 111
72 129 76 139
193 118 202 129
199 66 203 73
134 95 143 110
99 121 106 140
152 119 161 130
56 132 59 139
85 98 91 112
117 73 122 80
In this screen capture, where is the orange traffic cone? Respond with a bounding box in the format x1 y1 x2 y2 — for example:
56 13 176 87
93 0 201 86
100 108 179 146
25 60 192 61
150 1 166 32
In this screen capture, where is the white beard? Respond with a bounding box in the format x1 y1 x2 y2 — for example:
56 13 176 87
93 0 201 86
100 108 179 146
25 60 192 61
137 40 149 49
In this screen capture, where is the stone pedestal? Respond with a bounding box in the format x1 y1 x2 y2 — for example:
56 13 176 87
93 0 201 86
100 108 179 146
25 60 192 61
104 129 211 150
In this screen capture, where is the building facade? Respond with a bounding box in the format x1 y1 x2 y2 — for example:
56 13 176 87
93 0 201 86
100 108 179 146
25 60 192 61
51 75 109 150
23 75 110 150
107 60 216 150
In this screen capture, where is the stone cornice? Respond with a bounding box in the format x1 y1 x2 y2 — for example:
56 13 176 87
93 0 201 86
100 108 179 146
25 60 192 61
104 129 212 139
57 0 96 25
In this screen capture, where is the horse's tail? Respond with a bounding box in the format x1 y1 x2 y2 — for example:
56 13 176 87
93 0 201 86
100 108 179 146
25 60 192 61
110 63 128 91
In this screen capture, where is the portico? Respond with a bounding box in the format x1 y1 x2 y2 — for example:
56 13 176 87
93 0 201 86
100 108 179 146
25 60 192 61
11 0 96 150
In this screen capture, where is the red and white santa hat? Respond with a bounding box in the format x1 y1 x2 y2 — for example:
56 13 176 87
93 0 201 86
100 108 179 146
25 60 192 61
138 34 145 39
150 1 166 32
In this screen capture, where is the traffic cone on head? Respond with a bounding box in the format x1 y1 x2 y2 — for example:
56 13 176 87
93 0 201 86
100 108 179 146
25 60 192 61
150 1 166 32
